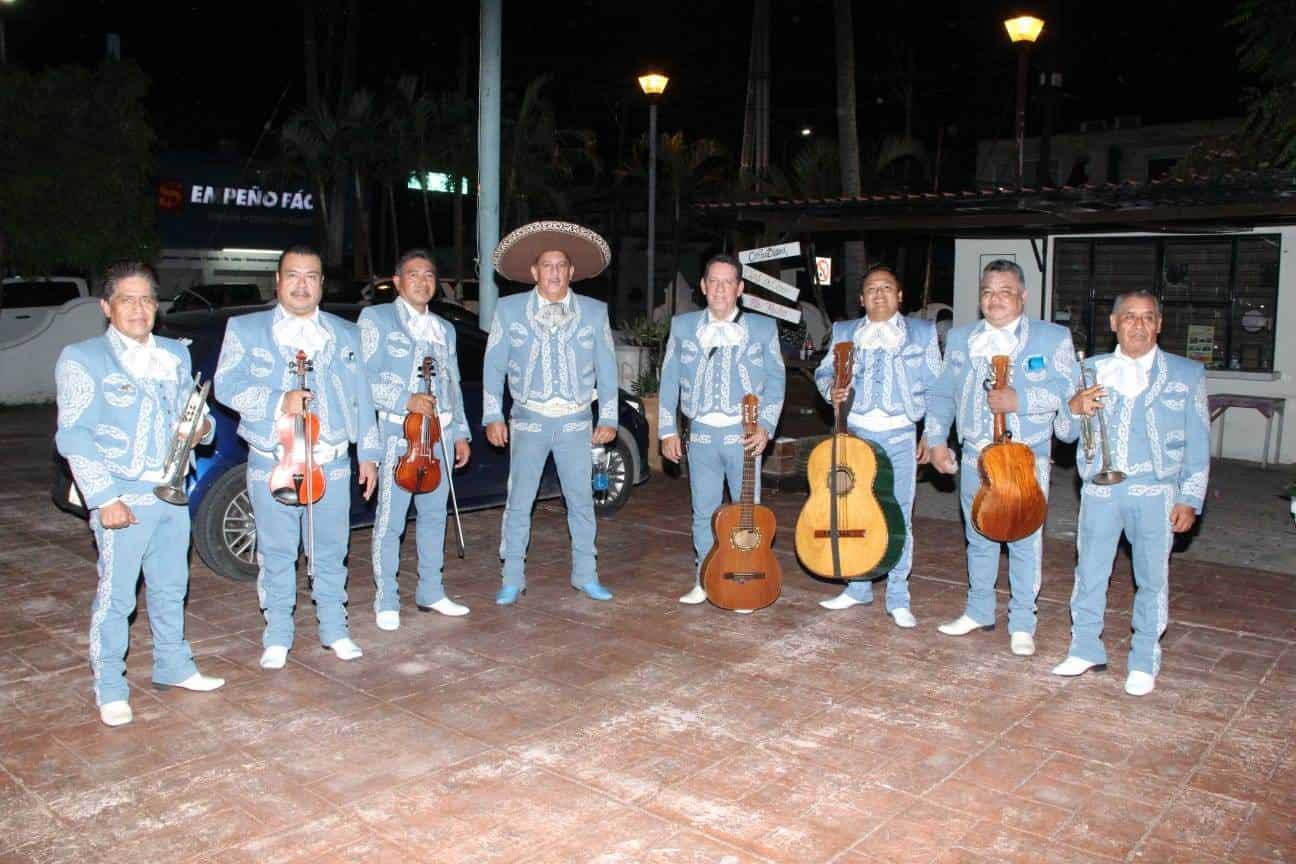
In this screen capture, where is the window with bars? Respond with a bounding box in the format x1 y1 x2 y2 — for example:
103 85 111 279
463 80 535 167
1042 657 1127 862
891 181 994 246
1051 235 1280 372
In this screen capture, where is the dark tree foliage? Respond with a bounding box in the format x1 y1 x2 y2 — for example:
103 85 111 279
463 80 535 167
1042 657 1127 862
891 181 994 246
1232 0 1296 168
0 61 158 277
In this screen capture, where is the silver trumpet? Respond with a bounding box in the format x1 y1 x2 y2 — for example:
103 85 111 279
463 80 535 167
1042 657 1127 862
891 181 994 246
1076 350 1126 486
155 372 211 505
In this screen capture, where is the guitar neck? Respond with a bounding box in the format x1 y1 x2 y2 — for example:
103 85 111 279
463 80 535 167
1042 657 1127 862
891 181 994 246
739 447 756 529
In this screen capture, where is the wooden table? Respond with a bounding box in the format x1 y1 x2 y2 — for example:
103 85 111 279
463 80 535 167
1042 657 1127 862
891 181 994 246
1207 393 1286 468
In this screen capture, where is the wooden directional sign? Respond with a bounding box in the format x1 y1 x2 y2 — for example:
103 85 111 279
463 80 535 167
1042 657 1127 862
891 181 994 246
741 293 802 324
738 242 801 265
741 265 800 301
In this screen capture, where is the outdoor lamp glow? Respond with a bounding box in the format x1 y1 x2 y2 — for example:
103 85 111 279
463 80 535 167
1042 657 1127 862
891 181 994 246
637 73 669 96
1004 15 1044 43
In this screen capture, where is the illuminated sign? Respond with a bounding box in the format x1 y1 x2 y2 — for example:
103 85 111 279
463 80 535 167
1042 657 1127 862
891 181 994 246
186 184 314 211
407 172 471 194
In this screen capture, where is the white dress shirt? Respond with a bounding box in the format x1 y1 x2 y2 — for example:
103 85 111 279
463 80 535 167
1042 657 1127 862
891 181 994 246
968 315 1021 360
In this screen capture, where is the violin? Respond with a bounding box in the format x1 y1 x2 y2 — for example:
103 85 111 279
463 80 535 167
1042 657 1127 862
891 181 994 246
794 341 906 581
394 356 443 494
970 354 1048 542
699 394 782 611
269 350 325 507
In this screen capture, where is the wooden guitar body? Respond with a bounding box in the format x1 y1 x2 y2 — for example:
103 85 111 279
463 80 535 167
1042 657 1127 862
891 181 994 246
795 433 906 580
700 503 782 610
970 354 1049 543
971 440 1047 542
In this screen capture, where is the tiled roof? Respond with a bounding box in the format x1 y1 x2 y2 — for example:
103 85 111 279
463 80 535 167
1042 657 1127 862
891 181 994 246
694 171 1296 230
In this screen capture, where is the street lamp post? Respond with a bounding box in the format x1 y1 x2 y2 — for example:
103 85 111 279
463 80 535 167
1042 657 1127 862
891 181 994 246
638 72 668 323
0 0 18 66
1004 15 1044 188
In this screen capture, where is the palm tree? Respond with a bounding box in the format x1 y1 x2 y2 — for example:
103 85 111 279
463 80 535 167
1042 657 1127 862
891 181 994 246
502 75 602 230
279 103 344 268
620 131 732 315
834 0 865 316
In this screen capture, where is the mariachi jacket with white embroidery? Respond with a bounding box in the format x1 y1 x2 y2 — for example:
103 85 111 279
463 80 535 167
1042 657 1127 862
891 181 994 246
657 309 786 438
54 330 213 510
213 307 383 464
925 316 1078 456
1058 349 1210 513
813 316 942 425
481 291 619 427
357 303 471 445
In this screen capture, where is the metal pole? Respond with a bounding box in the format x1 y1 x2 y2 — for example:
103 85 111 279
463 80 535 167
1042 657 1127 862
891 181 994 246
1014 44 1029 188
645 101 658 322
477 0 502 331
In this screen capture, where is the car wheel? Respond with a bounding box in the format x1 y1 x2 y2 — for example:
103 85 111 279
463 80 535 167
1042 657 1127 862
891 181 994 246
593 439 633 517
192 467 259 582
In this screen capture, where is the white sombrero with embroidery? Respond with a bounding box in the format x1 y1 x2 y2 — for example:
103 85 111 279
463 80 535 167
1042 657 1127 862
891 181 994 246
491 220 611 284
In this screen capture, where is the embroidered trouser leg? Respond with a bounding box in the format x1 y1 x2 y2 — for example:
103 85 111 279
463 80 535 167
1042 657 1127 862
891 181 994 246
1069 484 1124 666
1069 481 1174 674
844 426 918 609
959 449 1050 633
500 408 599 588
373 434 451 612
1126 483 1174 676
88 483 196 706
686 422 753 584
248 453 353 648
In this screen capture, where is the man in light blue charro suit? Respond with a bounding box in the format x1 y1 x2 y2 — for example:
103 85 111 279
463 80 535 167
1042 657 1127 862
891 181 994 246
814 265 941 627
1052 289 1210 696
359 249 473 631
926 259 1078 657
658 253 786 610
55 261 225 727
482 221 620 605
214 245 383 669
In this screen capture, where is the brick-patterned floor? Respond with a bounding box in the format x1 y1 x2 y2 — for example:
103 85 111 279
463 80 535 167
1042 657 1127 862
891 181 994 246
1 413 1293 862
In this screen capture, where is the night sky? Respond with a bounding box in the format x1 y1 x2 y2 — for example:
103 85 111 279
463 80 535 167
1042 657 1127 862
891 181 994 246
7 0 1250 178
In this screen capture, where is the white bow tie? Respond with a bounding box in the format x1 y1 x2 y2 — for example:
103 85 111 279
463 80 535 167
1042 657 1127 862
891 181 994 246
536 301 574 330
406 312 444 345
272 315 330 357
1096 355 1149 399
698 319 743 351
968 325 1018 360
119 338 180 381
855 320 902 352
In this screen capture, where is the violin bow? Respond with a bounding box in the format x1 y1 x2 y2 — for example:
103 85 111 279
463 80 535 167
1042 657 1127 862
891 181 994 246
431 358 466 558
302 355 317 579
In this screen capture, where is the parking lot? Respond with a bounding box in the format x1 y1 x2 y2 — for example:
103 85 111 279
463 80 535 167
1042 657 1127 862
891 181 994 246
1 404 1293 864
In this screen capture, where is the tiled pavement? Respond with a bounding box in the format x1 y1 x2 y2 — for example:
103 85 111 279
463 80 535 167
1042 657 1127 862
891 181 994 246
1 410 1294 863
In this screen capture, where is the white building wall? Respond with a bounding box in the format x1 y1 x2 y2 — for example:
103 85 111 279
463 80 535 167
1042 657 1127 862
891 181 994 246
951 239 1046 325
955 228 1295 466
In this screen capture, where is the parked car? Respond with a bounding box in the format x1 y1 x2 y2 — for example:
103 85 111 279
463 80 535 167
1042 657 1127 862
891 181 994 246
52 300 651 581
164 283 265 315
1 275 105 404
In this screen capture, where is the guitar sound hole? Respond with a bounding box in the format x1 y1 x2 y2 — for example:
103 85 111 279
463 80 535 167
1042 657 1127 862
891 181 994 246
827 466 855 496
729 528 762 552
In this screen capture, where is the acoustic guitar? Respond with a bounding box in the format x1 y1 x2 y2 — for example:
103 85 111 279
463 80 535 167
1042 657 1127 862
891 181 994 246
795 341 906 581
699 394 782 611
971 354 1048 542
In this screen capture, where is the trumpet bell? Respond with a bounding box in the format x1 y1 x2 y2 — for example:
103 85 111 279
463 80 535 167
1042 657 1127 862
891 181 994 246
153 484 189 506
1092 469 1127 486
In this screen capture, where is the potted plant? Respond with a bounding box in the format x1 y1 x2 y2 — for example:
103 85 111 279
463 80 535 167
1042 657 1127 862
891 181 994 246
619 317 669 470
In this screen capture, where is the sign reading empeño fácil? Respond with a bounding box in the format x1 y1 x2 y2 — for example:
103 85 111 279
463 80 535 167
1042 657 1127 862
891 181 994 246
187 185 314 211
